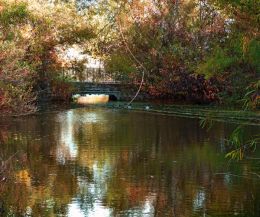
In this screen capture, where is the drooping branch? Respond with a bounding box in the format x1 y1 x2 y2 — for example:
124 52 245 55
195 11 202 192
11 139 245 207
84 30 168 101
118 20 146 105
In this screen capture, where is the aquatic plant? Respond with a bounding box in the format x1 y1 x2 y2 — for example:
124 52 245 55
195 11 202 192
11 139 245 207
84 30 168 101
225 126 259 161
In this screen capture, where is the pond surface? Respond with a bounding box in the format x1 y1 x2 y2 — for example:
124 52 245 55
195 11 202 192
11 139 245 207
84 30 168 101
0 107 259 217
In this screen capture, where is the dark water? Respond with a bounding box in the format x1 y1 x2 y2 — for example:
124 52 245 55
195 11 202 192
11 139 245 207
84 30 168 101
0 107 259 217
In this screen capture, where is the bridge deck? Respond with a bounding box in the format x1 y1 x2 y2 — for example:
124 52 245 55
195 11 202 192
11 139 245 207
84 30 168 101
76 90 121 95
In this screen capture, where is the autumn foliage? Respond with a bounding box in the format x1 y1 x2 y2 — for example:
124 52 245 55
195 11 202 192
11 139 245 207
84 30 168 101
0 0 93 115
91 0 259 106
0 0 259 113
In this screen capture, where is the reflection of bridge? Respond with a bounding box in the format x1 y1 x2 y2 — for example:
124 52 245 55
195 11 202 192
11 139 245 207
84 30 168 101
71 82 148 101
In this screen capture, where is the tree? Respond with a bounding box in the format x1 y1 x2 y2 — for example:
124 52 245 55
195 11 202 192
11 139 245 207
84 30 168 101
86 0 258 106
0 0 94 114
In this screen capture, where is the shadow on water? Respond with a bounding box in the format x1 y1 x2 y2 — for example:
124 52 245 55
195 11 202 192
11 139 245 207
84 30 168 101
0 107 259 216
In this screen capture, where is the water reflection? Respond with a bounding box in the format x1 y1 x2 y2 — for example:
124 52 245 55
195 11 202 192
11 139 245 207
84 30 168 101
57 111 78 164
0 107 259 216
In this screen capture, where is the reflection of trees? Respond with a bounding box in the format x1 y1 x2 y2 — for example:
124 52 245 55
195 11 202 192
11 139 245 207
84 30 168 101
70 109 260 216
0 109 259 216
0 114 81 216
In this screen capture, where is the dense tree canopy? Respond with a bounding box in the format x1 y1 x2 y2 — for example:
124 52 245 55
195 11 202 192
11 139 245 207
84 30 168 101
0 0 259 114
84 0 259 106
0 0 93 114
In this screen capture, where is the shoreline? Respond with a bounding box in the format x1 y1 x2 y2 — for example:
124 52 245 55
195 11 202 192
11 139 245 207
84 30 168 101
103 102 260 126
1 101 259 125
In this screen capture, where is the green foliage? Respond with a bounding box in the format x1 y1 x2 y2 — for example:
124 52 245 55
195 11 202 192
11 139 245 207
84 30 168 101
0 2 29 25
247 39 260 73
199 118 214 131
242 80 260 109
105 54 137 81
197 47 237 77
225 126 259 160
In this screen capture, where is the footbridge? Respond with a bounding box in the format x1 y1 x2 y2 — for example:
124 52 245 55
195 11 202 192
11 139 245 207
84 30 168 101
71 82 147 101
